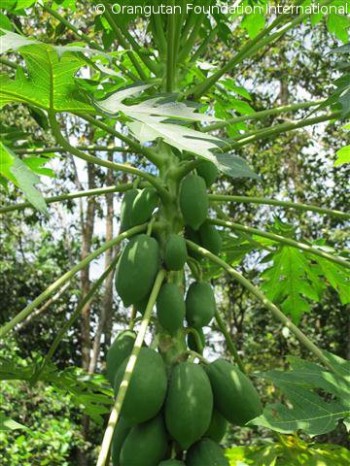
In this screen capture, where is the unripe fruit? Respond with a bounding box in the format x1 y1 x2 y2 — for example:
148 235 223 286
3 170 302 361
120 189 138 232
199 221 222 256
186 438 229 466
131 187 159 225
186 282 216 328
197 160 219 187
187 327 205 354
205 359 263 426
156 283 185 334
111 417 131 466
114 348 167 425
179 174 208 230
106 331 136 385
164 234 187 271
205 409 228 442
115 234 160 307
120 415 168 466
165 362 213 449
159 461 186 466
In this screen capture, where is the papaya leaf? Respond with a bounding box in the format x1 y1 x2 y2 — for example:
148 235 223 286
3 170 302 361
0 142 47 213
226 440 350 465
215 153 259 180
251 354 350 436
335 145 350 166
0 44 94 113
261 247 321 322
0 413 27 431
313 257 350 304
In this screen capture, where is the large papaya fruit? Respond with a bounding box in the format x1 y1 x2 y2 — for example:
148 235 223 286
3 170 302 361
156 283 185 334
131 187 159 225
197 160 219 187
165 362 213 449
115 234 160 306
119 415 168 466
179 174 208 230
114 348 167 425
199 221 222 256
205 359 262 426
205 409 228 442
111 417 132 466
186 438 229 466
120 189 138 232
106 330 136 385
185 282 216 328
164 234 187 271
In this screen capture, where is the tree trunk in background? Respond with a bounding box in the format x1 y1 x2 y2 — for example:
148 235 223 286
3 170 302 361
89 155 115 374
78 162 96 466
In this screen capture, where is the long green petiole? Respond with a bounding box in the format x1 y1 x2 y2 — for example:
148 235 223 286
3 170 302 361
211 219 350 269
96 269 166 466
31 253 120 384
0 185 134 214
186 240 336 373
0 225 146 339
208 194 350 221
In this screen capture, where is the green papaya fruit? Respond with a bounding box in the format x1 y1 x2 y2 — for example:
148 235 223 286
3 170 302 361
199 221 222 256
134 295 151 316
159 461 186 466
106 331 136 386
131 187 159 225
197 160 219 187
120 189 138 232
165 362 213 449
114 348 167 425
179 174 208 230
205 410 228 442
164 234 187 271
185 282 216 328
186 438 229 466
120 415 168 466
205 359 262 426
111 417 132 466
156 283 185 335
115 234 160 307
184 227 202 261
187 327 205 354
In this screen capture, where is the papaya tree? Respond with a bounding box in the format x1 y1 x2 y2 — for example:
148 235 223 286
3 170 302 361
0 1 349 465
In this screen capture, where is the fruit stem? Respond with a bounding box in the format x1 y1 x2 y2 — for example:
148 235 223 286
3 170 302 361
96 269 166 466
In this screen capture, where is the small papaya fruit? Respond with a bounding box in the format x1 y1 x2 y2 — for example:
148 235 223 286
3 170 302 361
106 330 136 385
120 415 168 466
159 461 186 466
186 438 229 466
184 227 202 261
205 359 262 426
111 417 132 466
156 283 185 334
165 362 213 449
197 160 219 187
205 409 228 442
179 174 208 230
131 187 159 225
115 234 160 307
114 348 167 425
199 221 222 256
164 234 187 271
187 327 205 354
186 282 216 328
120 189 138 232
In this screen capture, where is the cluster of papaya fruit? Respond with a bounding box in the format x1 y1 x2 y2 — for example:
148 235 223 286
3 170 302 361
106 331 262 466
106 160 262 465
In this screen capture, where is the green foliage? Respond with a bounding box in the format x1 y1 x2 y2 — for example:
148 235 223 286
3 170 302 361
226 438 350 466
252 353 350 436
